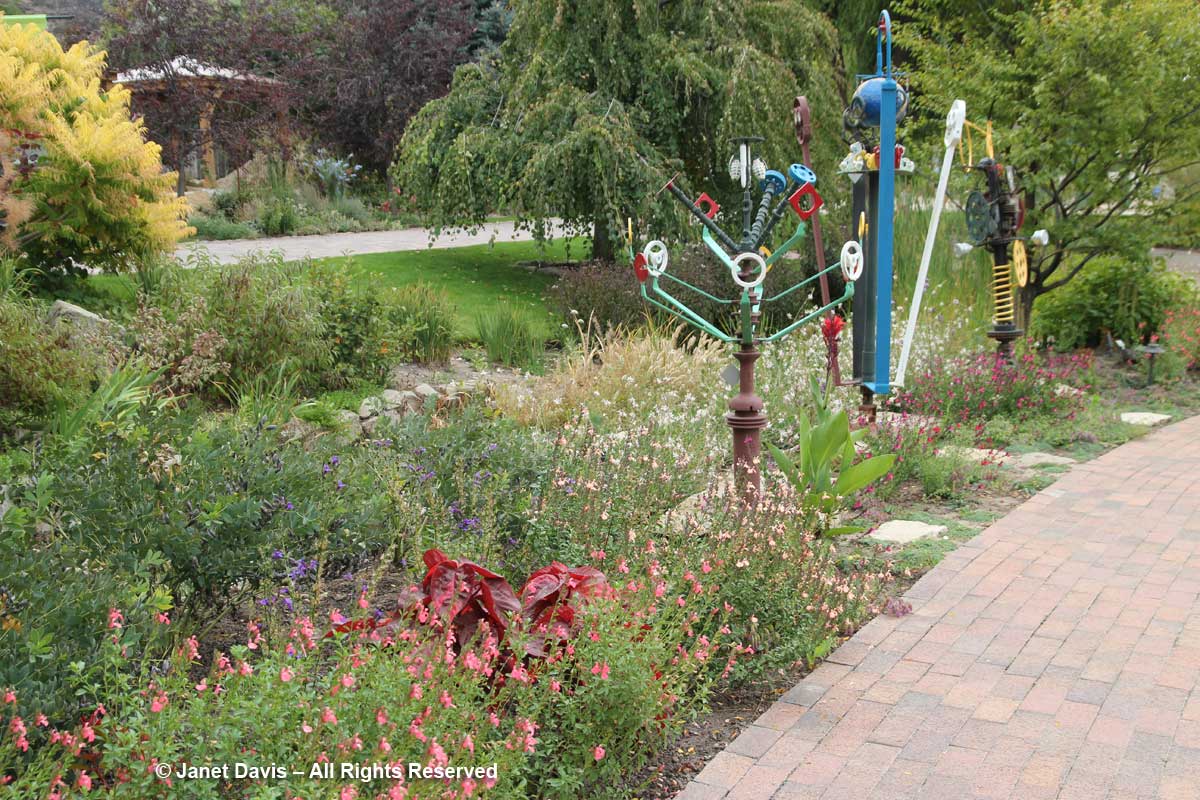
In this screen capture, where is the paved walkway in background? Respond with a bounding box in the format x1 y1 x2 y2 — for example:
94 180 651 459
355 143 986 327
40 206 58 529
175 220 572 264
681 414 1200 800
1154 248 1200 282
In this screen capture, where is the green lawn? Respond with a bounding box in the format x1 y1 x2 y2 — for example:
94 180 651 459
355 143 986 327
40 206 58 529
322 238 584 338
83 238 585 340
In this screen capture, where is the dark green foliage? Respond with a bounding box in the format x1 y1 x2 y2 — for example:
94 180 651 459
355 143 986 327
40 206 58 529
392 0 843 260
187 213 258 241
895 0 1200 321
1030 257 1199 350
45 408 391 622
470 0 510 56
0 494 172 727
0 297 114 432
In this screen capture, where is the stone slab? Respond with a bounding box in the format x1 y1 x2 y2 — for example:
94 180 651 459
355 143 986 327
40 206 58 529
870 519 948 545
1120 411 1171 427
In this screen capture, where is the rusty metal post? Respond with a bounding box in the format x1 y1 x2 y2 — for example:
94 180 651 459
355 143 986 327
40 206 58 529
794 97 833 311
727 343 767 504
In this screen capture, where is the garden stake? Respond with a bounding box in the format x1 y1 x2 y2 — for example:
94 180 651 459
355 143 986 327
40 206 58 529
1138 343 1165 386
629 137 862 505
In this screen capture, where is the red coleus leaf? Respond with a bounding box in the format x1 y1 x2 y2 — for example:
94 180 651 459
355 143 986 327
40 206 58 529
519 563 611 656
327 550 608 662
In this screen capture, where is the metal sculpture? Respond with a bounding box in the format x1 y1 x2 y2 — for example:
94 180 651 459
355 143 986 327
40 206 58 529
837 11 912 417
629 136 863 503
952 118 1049 360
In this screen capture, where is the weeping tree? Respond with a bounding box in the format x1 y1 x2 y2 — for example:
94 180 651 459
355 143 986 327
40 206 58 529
896 0 1200 327
391 0 844 261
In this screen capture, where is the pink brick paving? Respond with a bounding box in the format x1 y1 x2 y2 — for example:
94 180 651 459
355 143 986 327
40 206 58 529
677 414 1200 800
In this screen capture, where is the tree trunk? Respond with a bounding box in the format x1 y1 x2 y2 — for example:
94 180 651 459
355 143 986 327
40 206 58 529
591 217 614 262
177 157 187 198
1018 283 1037 337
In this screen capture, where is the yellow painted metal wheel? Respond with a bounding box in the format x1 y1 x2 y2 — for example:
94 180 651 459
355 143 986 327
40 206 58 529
1013 239 1029 288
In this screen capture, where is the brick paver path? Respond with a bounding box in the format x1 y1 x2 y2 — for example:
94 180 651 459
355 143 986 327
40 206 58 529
680 415 1200 800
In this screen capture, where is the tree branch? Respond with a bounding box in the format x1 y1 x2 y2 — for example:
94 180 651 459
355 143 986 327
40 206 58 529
1039 250 1100 294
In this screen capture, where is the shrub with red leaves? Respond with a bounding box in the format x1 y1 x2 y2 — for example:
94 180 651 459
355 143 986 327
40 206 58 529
421 549 522 646
519 562 611 657
329 549 611 661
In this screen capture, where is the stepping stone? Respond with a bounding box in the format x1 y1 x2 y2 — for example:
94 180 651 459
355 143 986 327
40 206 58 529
1014 452 1076 469
870 519 947 544
1120 411 1171 427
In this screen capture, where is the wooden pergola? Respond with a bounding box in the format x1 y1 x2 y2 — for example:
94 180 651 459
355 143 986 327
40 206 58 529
113 56 279 191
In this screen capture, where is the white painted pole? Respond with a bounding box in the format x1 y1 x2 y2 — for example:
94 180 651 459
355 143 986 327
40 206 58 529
895 99 966 387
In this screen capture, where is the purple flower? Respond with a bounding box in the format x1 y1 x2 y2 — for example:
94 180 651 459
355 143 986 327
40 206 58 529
457 517 481 532
336 480 346 491
272 549 284 560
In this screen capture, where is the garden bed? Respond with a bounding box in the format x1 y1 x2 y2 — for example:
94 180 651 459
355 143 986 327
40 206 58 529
3 240 1199 798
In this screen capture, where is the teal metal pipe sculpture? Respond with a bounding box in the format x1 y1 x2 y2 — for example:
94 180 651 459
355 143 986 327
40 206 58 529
628 138 864 504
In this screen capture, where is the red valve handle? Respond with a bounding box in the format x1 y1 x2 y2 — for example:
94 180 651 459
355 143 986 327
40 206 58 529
633 252 649 283
788 183 824 221
694 192 720 220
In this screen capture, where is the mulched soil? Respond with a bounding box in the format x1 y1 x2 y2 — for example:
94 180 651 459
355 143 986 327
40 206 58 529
628 666 808 799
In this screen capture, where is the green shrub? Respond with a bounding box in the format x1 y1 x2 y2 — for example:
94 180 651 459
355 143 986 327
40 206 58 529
477 306 545 368
188 212 258 241
152 253 331 395
1030 256 1198 349
0 488 172 727
329 194 374 226
1160 306 1200 375
210 189 243 220
256 197 299 236
0 297 114 431
307 263 415 385
549 261 650 333
389 282 455 364
41 406 391 626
